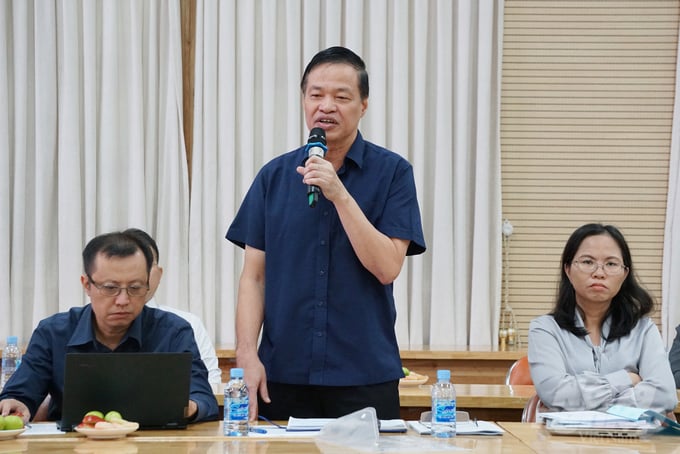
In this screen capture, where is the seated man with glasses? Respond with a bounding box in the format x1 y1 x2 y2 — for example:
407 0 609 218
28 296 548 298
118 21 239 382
0 231 219 424
528 223 677 414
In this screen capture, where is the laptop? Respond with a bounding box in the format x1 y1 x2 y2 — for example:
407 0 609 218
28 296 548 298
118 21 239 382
58 352 192 431
545 421 648 438
542 411 659 439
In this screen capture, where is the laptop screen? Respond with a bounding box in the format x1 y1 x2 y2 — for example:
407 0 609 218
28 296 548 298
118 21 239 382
58 352 192 431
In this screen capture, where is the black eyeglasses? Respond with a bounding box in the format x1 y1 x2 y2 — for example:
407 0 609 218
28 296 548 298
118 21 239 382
88 279 149 297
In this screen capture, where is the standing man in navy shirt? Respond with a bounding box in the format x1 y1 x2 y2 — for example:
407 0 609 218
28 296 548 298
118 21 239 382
226 46 426 420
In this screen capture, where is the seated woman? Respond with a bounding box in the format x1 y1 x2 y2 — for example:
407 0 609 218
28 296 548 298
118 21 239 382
528 223 677 414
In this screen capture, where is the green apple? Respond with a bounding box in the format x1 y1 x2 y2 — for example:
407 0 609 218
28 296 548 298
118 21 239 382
104 410 123 422
402 366 410 376
0 415 5 430
85 410 104 419
3 415 23 430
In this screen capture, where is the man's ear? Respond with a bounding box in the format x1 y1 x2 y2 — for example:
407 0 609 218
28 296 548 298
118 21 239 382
80 274 90 293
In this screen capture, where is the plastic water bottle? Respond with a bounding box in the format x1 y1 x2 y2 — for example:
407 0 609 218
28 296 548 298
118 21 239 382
1 336 22 389
224 367 249 436
431 369 456 438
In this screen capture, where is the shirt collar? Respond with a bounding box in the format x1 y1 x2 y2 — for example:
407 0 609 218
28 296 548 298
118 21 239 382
67 304 144 350
298 130 366 170
574 309 612 342
344 131 365 169
67 304 96 347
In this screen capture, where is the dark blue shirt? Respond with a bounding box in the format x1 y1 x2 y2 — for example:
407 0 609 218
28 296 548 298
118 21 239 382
0 305 219 422
226 132 426 386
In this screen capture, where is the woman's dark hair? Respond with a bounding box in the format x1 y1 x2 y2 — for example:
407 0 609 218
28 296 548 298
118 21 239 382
300 46 369 100
551 223 654 341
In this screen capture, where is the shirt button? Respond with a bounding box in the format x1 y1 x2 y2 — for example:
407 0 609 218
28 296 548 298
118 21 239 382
316 331 324 337
320 240 326 245
319 270 325 276
317 301 325 307
323 211 329 216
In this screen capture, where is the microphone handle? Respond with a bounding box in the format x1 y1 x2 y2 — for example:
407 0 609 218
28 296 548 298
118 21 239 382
308 185 320 208
306 143 326 208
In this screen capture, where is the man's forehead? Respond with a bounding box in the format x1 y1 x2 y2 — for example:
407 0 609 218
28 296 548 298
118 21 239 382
307 64 359 88
90 251 148 279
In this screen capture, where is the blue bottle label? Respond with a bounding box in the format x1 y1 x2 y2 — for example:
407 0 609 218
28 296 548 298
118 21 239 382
433 399 456 423
227 399 248 421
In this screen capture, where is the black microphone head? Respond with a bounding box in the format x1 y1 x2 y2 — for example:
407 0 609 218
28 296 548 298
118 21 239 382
308 127 326 145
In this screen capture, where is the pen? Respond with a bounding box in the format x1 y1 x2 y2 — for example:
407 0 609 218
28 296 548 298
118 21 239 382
249 427 267 434
258 415 287 429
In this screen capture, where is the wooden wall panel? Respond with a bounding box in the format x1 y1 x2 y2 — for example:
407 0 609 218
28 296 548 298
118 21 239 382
501 0 679 343
181 0 196 187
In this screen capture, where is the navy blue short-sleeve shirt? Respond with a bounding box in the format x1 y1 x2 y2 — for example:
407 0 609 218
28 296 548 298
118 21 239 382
226 132 426 386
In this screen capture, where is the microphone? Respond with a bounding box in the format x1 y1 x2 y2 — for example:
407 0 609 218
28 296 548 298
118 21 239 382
305 127 327 208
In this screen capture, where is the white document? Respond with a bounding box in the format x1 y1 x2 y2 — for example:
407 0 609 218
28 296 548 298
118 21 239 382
539 410 630 423
408 420 504 436
533 408 680 437
286 417 407 433
22 422 66 436
379 419 409 433
247 427 319 438
285 417 331 431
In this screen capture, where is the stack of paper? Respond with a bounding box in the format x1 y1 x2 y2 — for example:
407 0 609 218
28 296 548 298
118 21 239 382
408 420 504 436
286 416 408 433
540 410 642 426
286 417 333 431
541 406 680 433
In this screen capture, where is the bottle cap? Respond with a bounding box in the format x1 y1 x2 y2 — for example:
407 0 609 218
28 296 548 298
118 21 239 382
230 367 244 378
6 336 17 345
436 369 451 381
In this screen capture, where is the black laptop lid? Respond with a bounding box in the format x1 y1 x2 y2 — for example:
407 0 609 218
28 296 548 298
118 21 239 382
58 352 192 431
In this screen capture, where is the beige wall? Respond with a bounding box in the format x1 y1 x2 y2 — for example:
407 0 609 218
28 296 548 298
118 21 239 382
501 0 679 343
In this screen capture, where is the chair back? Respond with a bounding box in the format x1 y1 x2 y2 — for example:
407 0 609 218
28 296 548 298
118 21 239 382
521 393 543 422
505 355 533 385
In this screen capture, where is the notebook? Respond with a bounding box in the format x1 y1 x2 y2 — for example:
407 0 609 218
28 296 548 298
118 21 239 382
286 416 408 433
58 352 192 431
408 420 504 436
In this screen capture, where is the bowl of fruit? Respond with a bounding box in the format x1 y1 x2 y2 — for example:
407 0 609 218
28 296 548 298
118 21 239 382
399 366 429 386
0 414 26 439
75 410 139 439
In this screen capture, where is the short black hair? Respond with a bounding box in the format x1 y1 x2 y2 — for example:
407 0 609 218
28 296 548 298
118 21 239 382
82 231 153 279
123 228 160 263
300 46 369 100
551 223 654 342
